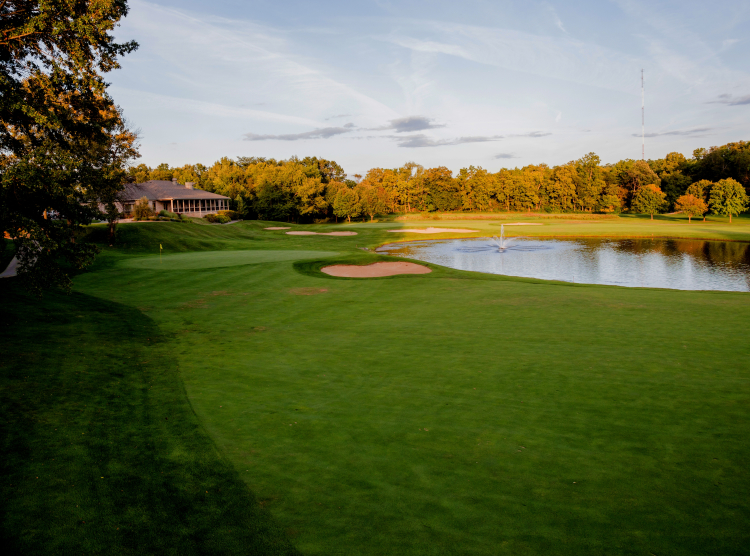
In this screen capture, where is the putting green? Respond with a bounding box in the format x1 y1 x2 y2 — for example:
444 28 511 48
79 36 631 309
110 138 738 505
119 249 339 270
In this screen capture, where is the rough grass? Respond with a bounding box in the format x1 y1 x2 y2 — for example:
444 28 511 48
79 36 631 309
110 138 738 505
4 215 750 555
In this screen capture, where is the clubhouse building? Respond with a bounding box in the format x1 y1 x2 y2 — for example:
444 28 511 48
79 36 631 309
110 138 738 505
120 179 231 217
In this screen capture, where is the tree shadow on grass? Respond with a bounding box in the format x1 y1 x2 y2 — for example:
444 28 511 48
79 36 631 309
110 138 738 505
0 281 299 556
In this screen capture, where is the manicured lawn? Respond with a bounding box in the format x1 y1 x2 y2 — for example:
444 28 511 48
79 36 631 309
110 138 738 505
3 215 750 555
0 283 298 555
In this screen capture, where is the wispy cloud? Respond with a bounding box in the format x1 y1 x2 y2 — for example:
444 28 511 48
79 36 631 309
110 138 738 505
709 93 750 106
111 87 321 126
494 153 518 159
325 113 353 120
393 134 500 148
544 2 568 33
391 131 550 148
516 131 552 138
368 116 445 133
632 127 714 138
383 22 642 94
244 124 355 141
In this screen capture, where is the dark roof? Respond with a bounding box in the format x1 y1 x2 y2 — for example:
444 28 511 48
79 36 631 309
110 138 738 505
121 181 230 201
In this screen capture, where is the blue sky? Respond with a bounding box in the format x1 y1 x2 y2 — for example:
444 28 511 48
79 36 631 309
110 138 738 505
110 0 750 175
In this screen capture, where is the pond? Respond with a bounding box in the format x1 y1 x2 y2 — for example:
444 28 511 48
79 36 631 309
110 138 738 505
377 237 750 292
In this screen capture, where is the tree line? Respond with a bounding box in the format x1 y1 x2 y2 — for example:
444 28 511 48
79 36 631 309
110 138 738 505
129 141 750 223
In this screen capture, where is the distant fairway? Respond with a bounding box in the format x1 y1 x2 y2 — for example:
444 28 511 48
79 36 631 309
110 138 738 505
4 216 750 555
120 250 339 270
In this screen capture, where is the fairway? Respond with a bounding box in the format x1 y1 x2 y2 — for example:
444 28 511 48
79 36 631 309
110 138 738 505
4 217 750 555
120 250 340 270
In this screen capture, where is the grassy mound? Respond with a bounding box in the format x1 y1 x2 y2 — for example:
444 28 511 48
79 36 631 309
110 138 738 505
0 282 298 555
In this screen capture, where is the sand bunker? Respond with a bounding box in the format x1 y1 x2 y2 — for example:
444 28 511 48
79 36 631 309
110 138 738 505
264 226 291 230
387 227 479 234
321 261 431 277
286 231 358 236
501 223 543 226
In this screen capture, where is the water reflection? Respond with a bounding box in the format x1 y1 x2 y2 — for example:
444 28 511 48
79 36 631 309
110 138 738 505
377 237 750 292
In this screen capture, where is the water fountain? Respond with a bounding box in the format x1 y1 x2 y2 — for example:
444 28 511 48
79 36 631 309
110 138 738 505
491 224 512 251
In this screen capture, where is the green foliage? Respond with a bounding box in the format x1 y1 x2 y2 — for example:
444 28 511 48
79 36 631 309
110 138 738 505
709 178 749 223
218 209 239 220
0 0 138 155
693 141 750 189
686 179 713 204
631 183 666 218
133 196 153 220
236 196 249 219
546 164 578 212
574 152 606 211
333 188 361 222
204 213 231 224
423 166 460 211
0 0 139 291
609 159 661 209
126 163 151 184
149 162 173 181
356 183 390 220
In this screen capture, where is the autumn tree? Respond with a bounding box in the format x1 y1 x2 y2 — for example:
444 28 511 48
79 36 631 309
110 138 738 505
575 153 605 211
631 183 666 219
674 194 707 223
686 180 713 204
293 177 327 218
545 164 578 212
126 163 151 184
1 0 138 291
610 160 661 209
650 152 692 209
333 188 361 222
456 166 495 211
709 178 749 223
149 162 173 181
356 183 388 221
422 166 459 212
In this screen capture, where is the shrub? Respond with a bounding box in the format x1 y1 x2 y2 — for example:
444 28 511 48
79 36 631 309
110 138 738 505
217 210 238 220
204 213 230 224
133 197 154 220
159 210 179 219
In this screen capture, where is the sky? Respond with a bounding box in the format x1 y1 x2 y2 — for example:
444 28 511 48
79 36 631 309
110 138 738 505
109 0 750 176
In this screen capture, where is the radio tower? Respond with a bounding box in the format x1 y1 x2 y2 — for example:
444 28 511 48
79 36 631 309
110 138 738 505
641 69 645 160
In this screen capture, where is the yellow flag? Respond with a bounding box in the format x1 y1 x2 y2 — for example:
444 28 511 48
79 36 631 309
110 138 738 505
160 244 163 251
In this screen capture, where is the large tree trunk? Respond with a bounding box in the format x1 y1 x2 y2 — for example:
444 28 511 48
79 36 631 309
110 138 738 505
730 214 732 223
108 220 116 246
650 213 653 220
